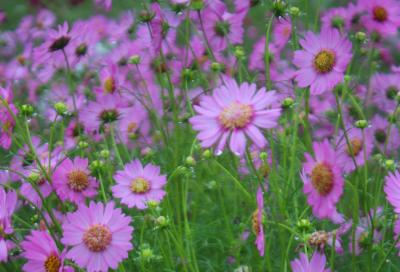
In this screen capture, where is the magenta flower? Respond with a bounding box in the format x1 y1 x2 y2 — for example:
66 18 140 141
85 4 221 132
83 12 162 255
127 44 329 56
0 86 17 150
321 7 350 30
359 0 400 37
61 201 133 272
33 22 73 67
95 0 112 11
293 28 352 94
21 230 71 272
370 73 400 114
190 77 281 156
290 252 330 272
371 115 400 154
337 127 373 173
0 188 17 262
384 170 400 213
255 186 264 256
202 4 244 52
301 140 344 223
112 160 167 209
52 157 98 204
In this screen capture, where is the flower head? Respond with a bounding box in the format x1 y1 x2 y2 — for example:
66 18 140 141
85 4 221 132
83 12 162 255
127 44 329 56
61 201 133 272
293 28 352 94
290 252 330 272
301 140 344 223
52 157 98 204
190 77 281 156
112 160 167 209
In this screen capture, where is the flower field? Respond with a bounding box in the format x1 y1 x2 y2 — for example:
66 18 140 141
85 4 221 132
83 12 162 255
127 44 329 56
1 0 400 271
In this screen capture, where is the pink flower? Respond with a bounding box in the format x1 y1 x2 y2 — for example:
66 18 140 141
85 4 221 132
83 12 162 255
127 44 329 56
359 0 400 37
255 187 264 256
202 4 245 52
301 140 344 223
0 86 17 150
290 252 330 272
95 0 112 11
321 7 350 30
33 22 73 68
384 170 400 214
61 201 133 272
272 17 292 49
190 77 281 156
112 160 167 209
0 188 17 262
337 127 373 173
52 157 98 204
370 73 400 114
371 115 400 154
293 28 352 94
21 230 72 272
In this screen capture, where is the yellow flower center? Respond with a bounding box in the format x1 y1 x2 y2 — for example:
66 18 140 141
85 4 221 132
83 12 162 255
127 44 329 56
313 49 336 74
219 102 253 130
127 122 137 133
130 177 150 194
373 6 388 22
44 254 61 272
83 224 112 252
104 77 116 93
67 170 89 192
346 138 363 156
252 208 261 235
311 163 334 196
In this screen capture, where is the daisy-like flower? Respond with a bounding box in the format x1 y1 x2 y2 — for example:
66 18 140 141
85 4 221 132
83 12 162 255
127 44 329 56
290 252 330 272
52 157 98 204
359 0 400 37
370 73 400 114
189 77 281 156
61 201 133 272
80 93 125 133
112 160 167 209
252 187 264 256
202 4 245 52
384 170 400 213
371 115 400 154
321 7 349 30
33 22 73 67
301 140 344 223
0 86 17 150
293 28 352 95
337 127 373 173
21 230 71 272
0 188 17 262
95 0 112 11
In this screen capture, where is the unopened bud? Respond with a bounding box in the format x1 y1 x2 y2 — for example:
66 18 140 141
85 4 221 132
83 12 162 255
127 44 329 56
54 102 68 116
354 120 368 129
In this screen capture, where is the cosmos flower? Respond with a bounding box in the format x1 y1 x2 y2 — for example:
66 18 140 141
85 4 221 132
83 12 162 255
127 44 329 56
370 115 400 154
290 252 330 272
321 7 350 30
95 0 112 11
112 160 167 209
52 157 98 204
301 140 344 223
384 170 400 214
370 73 400 114
61 201 133 272
33 22 73 67
201 4 245 52
21 230 72 272
337 127 373 173
293 28 352 94
0 188 17 262
0 86 17 150
359 0 400 37
190 77 281 156
254 187 264 256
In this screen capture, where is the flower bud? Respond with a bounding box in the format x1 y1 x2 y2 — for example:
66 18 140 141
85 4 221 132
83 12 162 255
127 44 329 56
139 10 156 23
185 156 196 166
90 160 104 173
27 172 40 183
234 46 245 60
202 149 212 159
147 200 159 209
289 6 300 17
211 62 224 72
355 31 366 42
354 120 368 129
271 1 287 17
54 102 68 116
388 114 397 124
190 0 204 10
259 152 268 162
78 141 89 149
20 104 34 117
296 218 312 232
385 159 396 171
156 216 169 227
281 97 294 109
128 55 141 65
100 149 110 159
